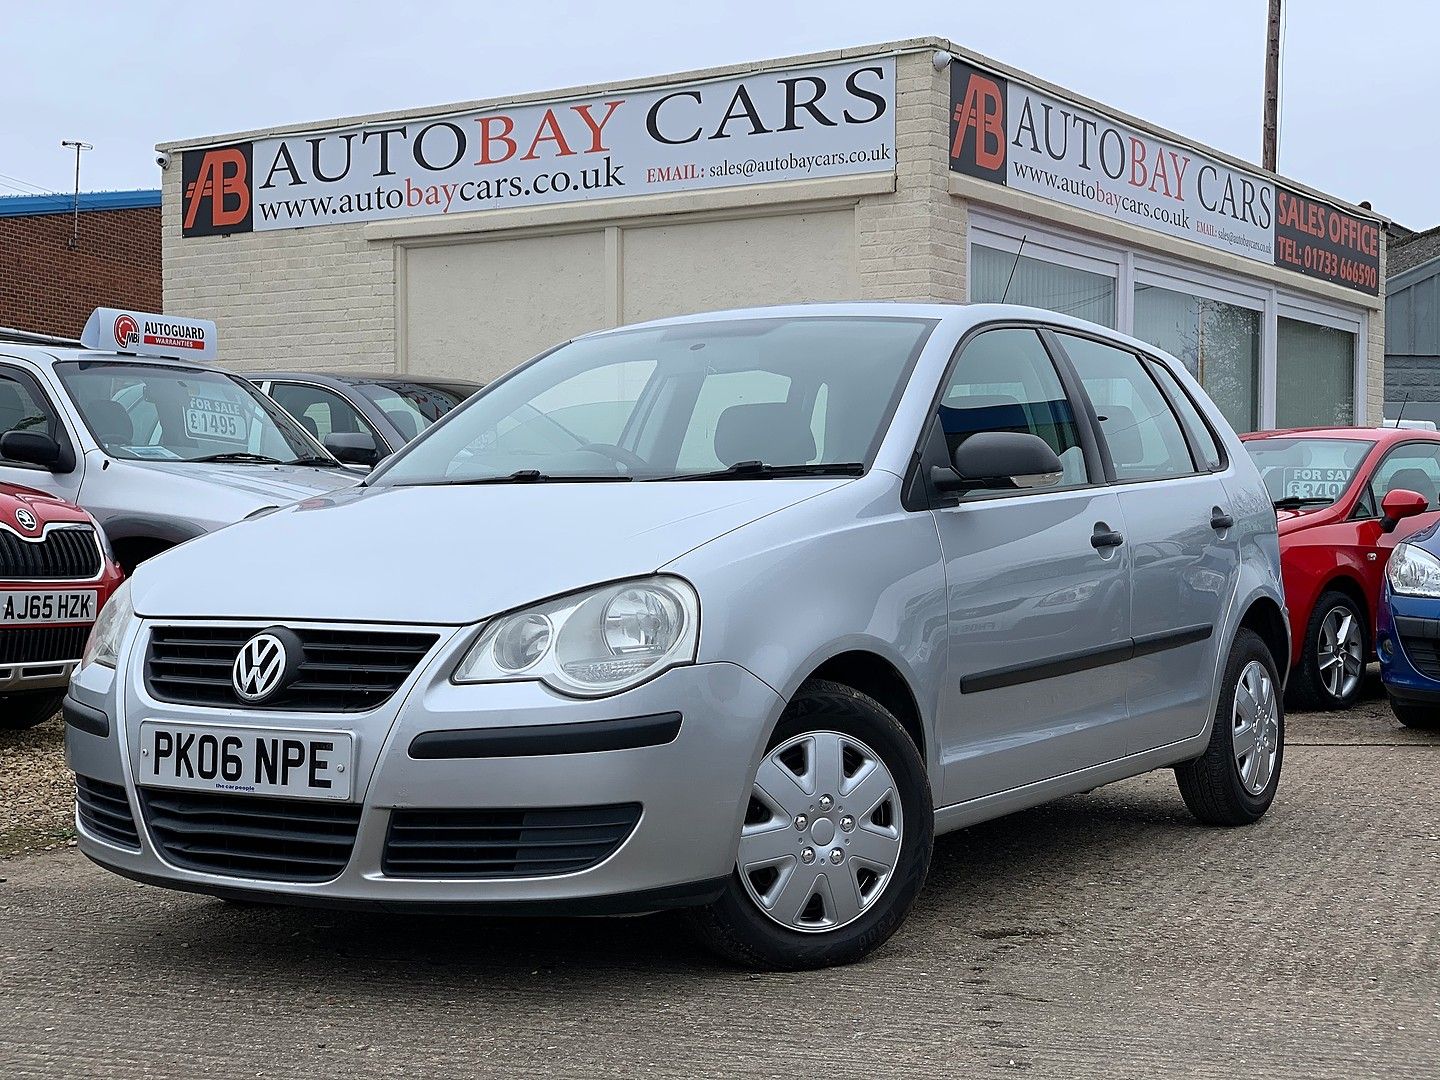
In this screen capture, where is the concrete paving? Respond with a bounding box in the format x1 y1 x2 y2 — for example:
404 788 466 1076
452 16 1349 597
1 700 1436 1079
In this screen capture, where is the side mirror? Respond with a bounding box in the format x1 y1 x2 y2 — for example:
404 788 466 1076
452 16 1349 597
323 432 381 468
931 431 1065 495
0 430 67 471
1380 488 1428 533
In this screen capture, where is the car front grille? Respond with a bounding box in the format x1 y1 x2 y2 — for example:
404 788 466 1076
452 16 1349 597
0 624 89 665
0 526 102 580
75 776 140 850
382 804 642 879
145 625 439 712
139 788 363 882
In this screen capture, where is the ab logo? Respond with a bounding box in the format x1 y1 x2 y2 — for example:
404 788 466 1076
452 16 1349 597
949 62 1007 184
181 144 253 236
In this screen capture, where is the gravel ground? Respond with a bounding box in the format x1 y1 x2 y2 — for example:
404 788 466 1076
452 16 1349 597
0 675 1437 1078
0 713 73 858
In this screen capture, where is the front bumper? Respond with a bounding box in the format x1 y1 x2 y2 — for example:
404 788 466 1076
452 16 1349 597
1377 586 1440 703
65 623 785 911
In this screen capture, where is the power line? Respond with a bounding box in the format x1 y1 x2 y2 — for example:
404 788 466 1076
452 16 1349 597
0 170 55 195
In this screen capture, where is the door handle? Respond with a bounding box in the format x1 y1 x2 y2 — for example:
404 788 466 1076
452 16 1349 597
1091 524 1125 550
1211 508 1235 531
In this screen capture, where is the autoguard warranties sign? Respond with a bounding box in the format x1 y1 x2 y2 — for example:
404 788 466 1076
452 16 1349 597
949 58 1380 296
181 58 895 238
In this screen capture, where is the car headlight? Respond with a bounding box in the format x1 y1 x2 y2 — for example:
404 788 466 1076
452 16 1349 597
82 578 134 669
454 576 699 697
1387 543 1440 598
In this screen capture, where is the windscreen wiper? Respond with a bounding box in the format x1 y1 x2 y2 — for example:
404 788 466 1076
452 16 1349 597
1272 496 1333 509
395 470 634 487
652 461 866 481
291 455 349 468
189 452 286 465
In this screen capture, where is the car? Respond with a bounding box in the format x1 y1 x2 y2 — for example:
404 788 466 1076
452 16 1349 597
1377 525 1440 729
244 371 481 466
1241 426 1440 710
0 309 359 572
2 481 123 730
66 303 1288 970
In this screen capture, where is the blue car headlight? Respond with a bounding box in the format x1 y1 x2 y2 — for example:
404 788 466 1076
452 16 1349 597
1386 543 1440 598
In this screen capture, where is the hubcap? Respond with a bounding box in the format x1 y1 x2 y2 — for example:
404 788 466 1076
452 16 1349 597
1233 659 1280 796
737 731 903 933
1317 606 1363 701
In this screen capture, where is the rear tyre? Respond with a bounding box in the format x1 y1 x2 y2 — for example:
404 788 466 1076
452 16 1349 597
1389 698 1440 730
690 679 932 970
0 690 64 731
1175 628 1284 826
1288 590 1366 711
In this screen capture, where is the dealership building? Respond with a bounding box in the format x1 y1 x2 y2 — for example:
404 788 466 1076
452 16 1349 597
160 36 1386 432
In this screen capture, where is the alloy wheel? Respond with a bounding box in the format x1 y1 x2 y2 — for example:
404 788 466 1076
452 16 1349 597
1316 606 1363 701
1233 659 1280 795
737 731 903 933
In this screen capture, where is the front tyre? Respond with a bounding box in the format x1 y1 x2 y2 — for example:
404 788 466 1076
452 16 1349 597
1389 698 1440 730
691 679 932 970
1288 591 1366 711
0 690 64 731
1175 628 1284 826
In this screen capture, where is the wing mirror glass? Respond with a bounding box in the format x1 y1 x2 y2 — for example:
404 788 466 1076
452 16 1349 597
931 431 1065 495
1380 488 1428 533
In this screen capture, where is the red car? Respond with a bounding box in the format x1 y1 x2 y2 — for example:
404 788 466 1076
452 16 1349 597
1 482 124 730
1242 426 1440 710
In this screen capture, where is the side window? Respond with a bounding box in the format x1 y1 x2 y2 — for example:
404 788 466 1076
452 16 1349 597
0 369 63 467
1058 333 1196 481
270 383 375 445
676 369 793 470
1370 443 1440 509
938 329 1089 490
1147 359 1224 470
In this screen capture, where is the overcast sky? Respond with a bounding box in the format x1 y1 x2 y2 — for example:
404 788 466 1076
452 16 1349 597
3 1 1436 226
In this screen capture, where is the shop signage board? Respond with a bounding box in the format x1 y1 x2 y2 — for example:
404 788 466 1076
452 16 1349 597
948 57 1380 295
181 57 895 237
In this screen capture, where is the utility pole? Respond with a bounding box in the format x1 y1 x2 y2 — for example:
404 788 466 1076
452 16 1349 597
1262 0 1282 172
59 139 93 250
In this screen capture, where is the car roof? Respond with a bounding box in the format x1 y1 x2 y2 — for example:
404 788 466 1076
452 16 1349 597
242 370 483 389
1240 426 1438 444
0 341 241 377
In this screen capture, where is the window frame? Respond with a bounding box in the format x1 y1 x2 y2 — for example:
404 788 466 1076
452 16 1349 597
1047 328 1206 485
268 379 390 452
0 361 78 473
909 320 1107 510
1360 439 1440 519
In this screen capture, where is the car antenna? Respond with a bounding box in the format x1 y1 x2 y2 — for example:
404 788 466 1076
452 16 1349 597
1000 235 1028 304
1396 391 1411 427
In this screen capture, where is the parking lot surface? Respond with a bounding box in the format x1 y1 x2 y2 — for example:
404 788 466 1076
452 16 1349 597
1 693 1436 1079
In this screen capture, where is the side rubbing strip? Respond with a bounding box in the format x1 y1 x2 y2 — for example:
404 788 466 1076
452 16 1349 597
409 712 682 759
960 624 1214 694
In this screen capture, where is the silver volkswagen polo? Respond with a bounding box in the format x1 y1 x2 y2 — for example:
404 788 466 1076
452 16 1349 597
65 304 1288 969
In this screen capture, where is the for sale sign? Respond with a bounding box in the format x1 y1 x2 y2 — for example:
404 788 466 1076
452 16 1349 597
180 58 895 237
948 57 1381 296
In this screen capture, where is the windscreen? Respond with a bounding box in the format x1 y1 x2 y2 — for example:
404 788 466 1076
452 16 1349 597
371 317 935 486
56 361 328 465
1245 437 1372 507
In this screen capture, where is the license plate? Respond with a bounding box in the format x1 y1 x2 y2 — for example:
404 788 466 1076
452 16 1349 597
0 589 97 626
138 721 354 801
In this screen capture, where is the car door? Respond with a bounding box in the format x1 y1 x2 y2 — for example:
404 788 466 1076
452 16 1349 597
1353 440 1440 598
0 361 85 505
1052 331 1240 751
927 327 1133 806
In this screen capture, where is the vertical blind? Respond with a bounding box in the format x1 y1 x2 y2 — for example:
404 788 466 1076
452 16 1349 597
1276 318 1355 428
971 245 1116 328
1133 284 1260 433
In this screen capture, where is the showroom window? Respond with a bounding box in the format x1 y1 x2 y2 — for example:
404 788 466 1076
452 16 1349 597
1133 284 1261 434
971 245 1116 328
1276 317 1356 428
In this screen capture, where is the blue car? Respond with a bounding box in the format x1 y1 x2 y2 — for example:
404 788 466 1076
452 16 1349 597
1378 520 1440 729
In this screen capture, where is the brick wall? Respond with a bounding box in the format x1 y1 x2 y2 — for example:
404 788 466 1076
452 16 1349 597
0 206 161 338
